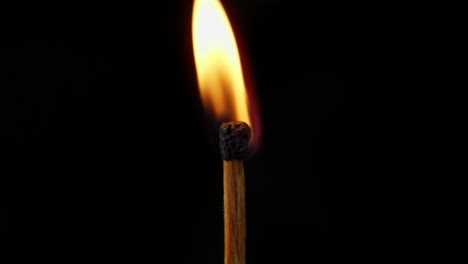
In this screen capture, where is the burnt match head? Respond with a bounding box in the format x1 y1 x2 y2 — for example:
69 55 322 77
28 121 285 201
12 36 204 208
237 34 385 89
219 121 251 160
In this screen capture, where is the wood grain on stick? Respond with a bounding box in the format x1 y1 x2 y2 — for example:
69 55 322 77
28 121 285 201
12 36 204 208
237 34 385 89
220 121 250 264
223 159 246 264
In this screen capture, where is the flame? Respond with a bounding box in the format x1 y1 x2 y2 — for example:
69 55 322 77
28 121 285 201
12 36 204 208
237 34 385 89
192 0 260 150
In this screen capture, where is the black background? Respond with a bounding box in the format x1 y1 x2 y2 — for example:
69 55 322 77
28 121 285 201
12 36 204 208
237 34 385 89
2 1 452 263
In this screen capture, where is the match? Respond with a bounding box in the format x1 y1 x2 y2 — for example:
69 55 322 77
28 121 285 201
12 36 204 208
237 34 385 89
219 121 251 264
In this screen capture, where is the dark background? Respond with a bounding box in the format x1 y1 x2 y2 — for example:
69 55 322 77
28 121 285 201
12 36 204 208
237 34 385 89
2 0 452 263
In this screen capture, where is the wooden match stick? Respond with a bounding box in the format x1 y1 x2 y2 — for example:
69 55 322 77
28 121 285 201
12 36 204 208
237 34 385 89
219 121 251 264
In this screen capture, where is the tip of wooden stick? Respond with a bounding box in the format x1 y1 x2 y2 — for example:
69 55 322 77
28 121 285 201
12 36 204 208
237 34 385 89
219 121 251 160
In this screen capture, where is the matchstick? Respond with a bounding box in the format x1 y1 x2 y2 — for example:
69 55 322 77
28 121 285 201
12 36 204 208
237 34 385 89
219 121 251 264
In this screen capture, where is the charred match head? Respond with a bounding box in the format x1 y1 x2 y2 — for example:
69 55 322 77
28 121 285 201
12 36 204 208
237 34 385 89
219 121 251 160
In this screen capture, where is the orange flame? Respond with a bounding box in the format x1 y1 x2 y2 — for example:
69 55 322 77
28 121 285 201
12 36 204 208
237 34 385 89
192 0 260 150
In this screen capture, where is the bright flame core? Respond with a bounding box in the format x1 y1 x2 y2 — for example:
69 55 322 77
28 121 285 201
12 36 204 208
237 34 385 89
192 0 251 128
